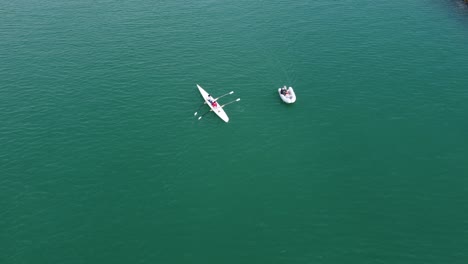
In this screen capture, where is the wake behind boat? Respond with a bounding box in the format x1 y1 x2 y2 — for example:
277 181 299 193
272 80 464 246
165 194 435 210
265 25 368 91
278 86 296 104
194 84 240 122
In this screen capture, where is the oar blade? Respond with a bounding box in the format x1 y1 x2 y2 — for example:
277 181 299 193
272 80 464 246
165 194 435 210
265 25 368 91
221 98 241 108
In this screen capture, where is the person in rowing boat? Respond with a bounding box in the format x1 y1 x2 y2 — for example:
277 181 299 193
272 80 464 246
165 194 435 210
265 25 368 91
207 94 218 107
281 86 288 95
207 95 214 104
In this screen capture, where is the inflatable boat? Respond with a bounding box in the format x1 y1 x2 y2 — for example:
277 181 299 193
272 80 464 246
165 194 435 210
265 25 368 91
278 86 296 104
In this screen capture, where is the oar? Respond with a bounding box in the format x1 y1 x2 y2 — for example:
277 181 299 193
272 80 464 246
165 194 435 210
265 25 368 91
194 102 206 116
221 98 240 108
198 99 240 121
194 91 233 116
198 109 213 120
215 91 234 100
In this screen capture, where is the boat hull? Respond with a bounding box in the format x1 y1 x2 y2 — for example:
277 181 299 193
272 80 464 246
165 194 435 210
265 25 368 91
197 84 229 122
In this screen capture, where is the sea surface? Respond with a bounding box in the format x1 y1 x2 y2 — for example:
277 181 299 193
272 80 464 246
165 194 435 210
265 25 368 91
2 0 468 263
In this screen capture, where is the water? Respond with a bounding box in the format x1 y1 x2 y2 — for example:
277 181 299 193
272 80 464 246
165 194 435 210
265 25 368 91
2 0 468 263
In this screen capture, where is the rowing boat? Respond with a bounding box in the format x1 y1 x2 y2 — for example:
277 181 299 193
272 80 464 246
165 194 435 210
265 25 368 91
197 84 230 122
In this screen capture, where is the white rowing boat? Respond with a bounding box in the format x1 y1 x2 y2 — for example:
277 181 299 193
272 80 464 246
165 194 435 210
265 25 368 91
278 86 296 104
195 84 240 122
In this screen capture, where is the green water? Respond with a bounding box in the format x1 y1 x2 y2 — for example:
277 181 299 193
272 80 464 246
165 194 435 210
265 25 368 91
2 0 468 263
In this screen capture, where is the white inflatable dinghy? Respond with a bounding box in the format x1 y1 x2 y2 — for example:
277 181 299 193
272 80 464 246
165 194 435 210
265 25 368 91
278 86 296 104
